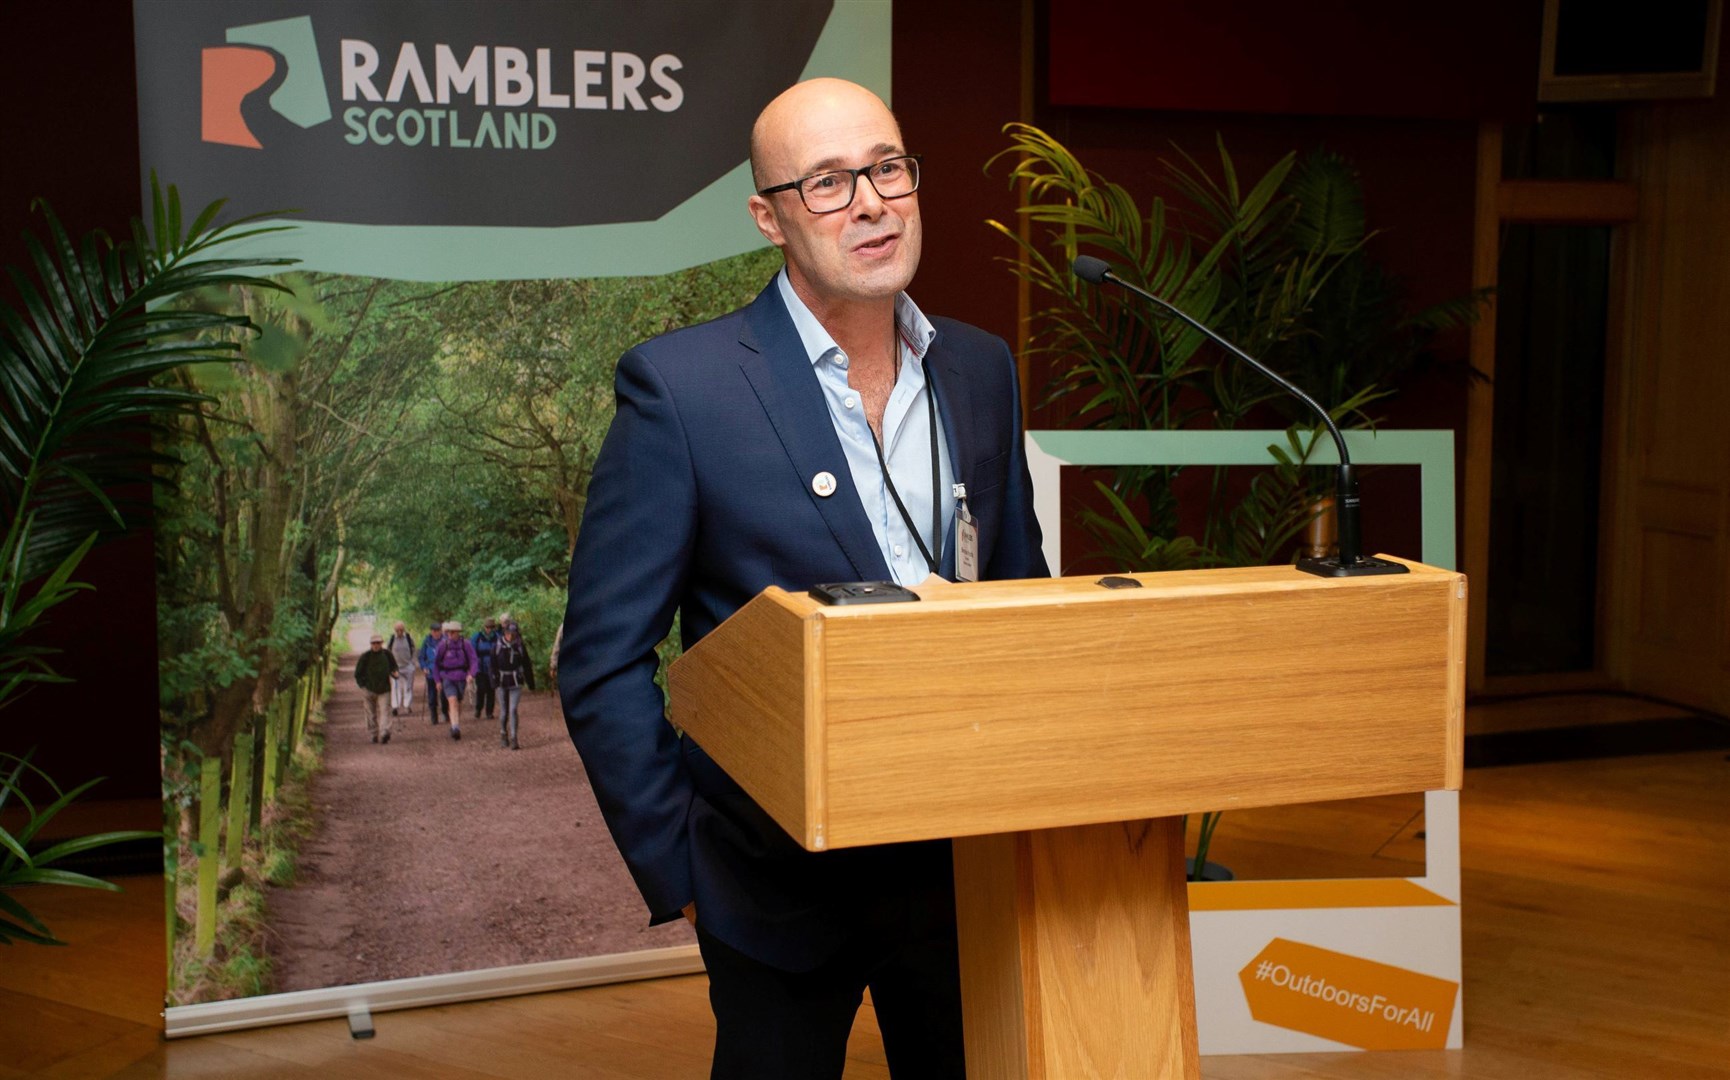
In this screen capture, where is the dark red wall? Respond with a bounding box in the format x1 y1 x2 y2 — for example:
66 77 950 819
893 0 1026 344
1 2 157 799
1050 0 1541 121
3 0 1513 802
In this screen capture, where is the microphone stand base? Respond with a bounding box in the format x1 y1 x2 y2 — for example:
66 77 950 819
1296 555 1411 578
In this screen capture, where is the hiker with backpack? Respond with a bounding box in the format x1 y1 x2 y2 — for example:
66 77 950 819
435 620 478 738
418 621 449 725
471 617 502 725
493 620 537 750
386 620 417 716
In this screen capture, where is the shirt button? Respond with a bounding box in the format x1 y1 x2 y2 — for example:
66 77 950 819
833 352 847 366
844 396 856 409
894 544 905 557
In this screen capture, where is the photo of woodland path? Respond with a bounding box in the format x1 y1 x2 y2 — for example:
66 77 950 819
159 246 781 1004
264 616 690 994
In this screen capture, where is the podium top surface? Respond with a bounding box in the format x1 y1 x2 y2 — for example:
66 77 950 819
777 559 1458 619
669 558 1466 851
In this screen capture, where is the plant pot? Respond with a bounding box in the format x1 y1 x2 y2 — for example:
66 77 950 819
1186 858 1235 882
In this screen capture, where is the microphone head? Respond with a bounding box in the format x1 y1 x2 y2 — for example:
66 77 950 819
1071 255 1114 285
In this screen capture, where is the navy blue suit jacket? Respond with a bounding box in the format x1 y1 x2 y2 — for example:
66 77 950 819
559 279 1048 970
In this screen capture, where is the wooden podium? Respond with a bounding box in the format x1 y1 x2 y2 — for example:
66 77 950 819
668 558 1466 1079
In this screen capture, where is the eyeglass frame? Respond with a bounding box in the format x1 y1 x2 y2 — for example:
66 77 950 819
756 154 923 215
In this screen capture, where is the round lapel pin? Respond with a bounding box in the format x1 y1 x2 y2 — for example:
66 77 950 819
812 471 837 498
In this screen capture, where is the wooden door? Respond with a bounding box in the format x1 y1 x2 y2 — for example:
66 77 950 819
1609 99 1730 714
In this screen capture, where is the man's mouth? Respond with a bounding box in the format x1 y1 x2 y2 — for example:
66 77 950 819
854 233 898 254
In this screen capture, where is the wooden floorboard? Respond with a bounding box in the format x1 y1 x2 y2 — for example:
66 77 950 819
4 740 1727 1078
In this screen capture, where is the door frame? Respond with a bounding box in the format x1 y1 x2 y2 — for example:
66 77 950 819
1462 121 1639 695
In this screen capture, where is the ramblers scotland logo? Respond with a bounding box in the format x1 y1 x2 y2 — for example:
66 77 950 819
199 10 689 153
202 15 331 148
144 0 833 228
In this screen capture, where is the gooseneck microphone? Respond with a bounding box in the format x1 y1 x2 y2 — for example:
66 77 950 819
1071 255 1407 578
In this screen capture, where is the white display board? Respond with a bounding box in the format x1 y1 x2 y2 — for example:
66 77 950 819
1025 428 1463 1053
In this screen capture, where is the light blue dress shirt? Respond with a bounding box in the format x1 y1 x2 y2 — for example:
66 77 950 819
777 270 955 587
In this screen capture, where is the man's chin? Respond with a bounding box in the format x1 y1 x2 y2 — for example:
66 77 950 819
844 258 919 300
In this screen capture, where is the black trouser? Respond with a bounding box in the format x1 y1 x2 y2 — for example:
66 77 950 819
694 897 965 1080
424 675 448 721
473 670 495 717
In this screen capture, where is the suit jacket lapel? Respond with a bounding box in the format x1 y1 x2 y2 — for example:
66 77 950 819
927 328 976 580
738 284 891 582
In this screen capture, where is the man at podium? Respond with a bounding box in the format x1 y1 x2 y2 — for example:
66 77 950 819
559 78 1047 1079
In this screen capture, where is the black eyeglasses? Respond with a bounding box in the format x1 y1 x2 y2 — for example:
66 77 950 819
757 155 922 214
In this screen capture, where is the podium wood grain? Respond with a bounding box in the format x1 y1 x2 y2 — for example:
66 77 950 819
953 819 1201 1080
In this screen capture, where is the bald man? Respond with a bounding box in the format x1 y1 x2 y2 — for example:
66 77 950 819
560 79 1047 1078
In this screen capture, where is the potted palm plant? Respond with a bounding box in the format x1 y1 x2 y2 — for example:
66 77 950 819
0 177 288 943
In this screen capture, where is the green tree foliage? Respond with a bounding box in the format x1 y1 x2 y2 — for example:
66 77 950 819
158 274 432 769
158 246 783 788
343 248 780 649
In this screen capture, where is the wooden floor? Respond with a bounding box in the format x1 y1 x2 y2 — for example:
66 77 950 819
4 706 1728 1078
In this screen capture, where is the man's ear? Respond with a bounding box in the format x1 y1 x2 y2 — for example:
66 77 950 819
747 194 786 248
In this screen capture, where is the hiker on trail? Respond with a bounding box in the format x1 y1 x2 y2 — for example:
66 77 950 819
495 612 536 684
497 611 527 673
386 620 417 716
493 620 536 750
418 621 449 725
354 633 399 744
471 617 502 725
498 611 533 673
435 620 478 740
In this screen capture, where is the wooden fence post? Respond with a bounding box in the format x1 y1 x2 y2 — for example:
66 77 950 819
289 677 305 750
223 731 254 874
277 692 293 774
194 757 220 957
247 713 265 832
260 700 282 806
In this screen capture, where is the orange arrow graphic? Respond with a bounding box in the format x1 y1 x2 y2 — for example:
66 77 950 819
1239 938 1457 1050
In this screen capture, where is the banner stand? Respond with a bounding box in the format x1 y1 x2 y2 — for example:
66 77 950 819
165 944 702 1038
144 0 888 1039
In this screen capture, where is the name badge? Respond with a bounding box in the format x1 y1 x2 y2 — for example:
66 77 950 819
954 483 979 583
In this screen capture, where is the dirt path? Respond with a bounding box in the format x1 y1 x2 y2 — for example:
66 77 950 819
267 630 693 993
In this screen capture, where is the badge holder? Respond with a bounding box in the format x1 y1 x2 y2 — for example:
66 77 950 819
953 483 979 583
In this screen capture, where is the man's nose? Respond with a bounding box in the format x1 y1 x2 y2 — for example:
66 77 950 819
850 174 886 220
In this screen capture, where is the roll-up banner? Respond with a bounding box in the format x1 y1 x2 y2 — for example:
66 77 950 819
137 0 889 1034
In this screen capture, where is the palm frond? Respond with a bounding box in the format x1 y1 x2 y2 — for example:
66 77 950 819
0 751 156 945
0 522 95 712
1287 151 1368 257
0 175 295 583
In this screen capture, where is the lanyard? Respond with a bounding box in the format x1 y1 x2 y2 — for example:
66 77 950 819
869 372 941 575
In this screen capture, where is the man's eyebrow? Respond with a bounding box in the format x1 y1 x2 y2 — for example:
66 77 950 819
801 143 905 175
